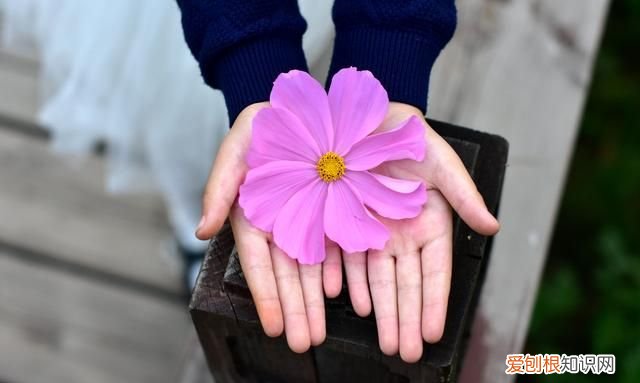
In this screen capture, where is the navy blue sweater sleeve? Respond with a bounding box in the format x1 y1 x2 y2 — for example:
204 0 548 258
329 0 457 114
177 1 456 122
176 0 308 122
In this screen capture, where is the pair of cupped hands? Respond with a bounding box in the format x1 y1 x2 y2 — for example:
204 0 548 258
195 101 499 363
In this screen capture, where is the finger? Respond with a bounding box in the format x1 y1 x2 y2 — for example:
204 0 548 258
323 243 343 298
420 191 453 343
230 210 283 337
368 251 398 355
271 245 311 353
197 130 250 240
396 251 423 362
344 251 371 316
299 263 326 346
426 129 499 236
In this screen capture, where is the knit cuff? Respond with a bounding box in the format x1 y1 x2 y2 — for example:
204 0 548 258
207 37 308 124
328 28 445 114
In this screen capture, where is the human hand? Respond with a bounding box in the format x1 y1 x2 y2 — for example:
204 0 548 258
196 102 342 353
330 102 500 363
196 98 498 361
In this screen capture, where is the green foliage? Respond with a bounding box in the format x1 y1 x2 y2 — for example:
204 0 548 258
522 0 640 382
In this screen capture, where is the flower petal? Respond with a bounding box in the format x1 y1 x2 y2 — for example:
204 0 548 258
239 161 317 232
345 115 426 171
247 107 321 167
346 171 427 220
328 68 389 155
273 180 328 264
270 70 333 153
324 180 389 253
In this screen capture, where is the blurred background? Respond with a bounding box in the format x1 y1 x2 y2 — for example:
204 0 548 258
522 0 640 382
0 0 636 383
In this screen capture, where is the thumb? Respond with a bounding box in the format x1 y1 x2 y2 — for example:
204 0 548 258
196 129 250 240
429 132 500 236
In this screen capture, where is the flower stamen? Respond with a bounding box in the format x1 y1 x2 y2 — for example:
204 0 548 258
316 152 345 182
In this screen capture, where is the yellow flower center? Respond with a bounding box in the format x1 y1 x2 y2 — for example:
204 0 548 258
316 152 345 182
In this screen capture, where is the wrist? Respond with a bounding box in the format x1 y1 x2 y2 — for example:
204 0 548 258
328 28 450 114
210 37 308 124
233 102 271 127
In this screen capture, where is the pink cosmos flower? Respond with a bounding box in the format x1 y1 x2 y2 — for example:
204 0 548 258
238 68 427 264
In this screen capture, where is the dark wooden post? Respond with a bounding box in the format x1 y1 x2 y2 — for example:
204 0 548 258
190 120 508 383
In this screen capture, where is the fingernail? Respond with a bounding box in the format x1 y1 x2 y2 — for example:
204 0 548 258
195 215 206 234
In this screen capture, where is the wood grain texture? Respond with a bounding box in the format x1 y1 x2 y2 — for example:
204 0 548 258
0 251 192 383
426 0 610 381
0 126 182 294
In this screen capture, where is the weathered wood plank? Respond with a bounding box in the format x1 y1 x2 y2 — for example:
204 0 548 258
0 10 42 125
0 251 192 383
0 126 182 294
179 335 216 383
0 45 39 124
427 0 610 381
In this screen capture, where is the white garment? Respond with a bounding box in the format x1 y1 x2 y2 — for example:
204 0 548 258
0 0 333 252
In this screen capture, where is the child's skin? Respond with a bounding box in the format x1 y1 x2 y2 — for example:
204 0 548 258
196 101 499 363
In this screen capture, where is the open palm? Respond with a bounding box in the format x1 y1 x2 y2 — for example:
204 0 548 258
197 102 332 353
196 101 499 362
329 103 500 362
